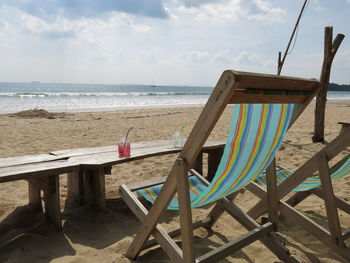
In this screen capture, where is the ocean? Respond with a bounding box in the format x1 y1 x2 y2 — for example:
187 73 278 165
0 82 349 114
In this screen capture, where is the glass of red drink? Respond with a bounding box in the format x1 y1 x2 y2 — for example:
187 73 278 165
118 139 131 157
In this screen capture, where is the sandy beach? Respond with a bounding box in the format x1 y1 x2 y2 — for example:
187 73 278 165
0 102 349 263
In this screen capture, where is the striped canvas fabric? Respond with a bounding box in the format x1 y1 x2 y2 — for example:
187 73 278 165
137 176 207 208
255 156 350 192
136 103 294 210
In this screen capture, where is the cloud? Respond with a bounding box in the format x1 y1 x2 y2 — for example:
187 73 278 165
20 13 81 39
211 50 234 64
336 49 350 67
181 0 228 7
2 0 169 20
177 49 272 68
108 13 151 32
140 48 162 64
2 6 151 41
178 51 211 63
176 0 241 22
175 0 285 23
240 0 285 22
234 51 268 66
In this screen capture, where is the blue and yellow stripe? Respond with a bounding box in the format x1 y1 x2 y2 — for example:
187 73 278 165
256 157 350 192
136 103 294 210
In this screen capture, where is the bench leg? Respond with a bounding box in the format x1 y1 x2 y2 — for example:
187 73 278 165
92 168 106 211
207 147 224 182
43 175 62 231
84 169 93 204
192 151 203 174
84 168 106 211
67 170 84 207
28 179 43 211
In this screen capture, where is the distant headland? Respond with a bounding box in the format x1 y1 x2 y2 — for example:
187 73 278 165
329 83 350 91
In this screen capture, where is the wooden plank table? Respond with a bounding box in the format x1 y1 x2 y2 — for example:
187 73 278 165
0 140 225 230
53 140 225 210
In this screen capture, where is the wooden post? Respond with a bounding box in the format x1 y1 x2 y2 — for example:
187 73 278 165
277 0 308 75
313 26 345 142
277 52 282 74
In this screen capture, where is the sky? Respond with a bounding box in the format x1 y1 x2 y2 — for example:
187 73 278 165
0 0 349 86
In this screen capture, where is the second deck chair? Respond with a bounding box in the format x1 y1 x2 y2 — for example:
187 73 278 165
247 122 350 260
255 156 350 193
119 70 320 262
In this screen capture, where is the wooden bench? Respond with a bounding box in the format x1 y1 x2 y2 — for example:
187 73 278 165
0 156 79 230
0 140 225 230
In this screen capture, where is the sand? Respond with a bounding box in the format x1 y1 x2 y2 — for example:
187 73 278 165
0 102 349 263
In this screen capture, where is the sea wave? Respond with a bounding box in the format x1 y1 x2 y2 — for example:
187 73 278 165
0 92 211 98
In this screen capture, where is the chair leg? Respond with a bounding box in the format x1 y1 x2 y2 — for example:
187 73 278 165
318 154 346 248
176 158 195 263
125 168 178 259
266 158 278 230
119 184 183 262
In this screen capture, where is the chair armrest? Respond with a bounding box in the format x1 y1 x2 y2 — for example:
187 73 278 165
338 122 350 126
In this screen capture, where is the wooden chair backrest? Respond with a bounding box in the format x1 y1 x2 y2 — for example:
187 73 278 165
179 70 320 169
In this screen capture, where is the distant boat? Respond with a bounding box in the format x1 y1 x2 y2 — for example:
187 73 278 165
149 79 156 87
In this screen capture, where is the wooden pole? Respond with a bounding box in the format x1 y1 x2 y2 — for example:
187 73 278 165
277 0 308 75
313 27 345 142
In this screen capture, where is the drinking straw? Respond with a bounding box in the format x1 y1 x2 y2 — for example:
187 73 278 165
123 127 134 148
179 122 188 133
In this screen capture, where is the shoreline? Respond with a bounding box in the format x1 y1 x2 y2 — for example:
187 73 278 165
0 99 349 116
0 103 207 116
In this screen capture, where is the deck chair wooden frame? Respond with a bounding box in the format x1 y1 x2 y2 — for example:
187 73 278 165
119 70 320 262
247 122 350 260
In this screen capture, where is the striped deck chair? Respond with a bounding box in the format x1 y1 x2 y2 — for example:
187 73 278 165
119 70 320 263
136 104 294 210
255 157 350 192
247 122 350 261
